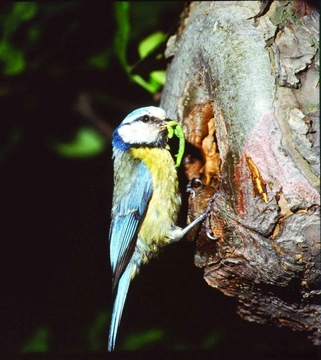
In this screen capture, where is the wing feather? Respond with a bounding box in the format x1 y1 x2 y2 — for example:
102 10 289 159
109 160 152 290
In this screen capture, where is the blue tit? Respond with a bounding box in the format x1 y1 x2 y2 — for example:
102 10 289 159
108 106 206 351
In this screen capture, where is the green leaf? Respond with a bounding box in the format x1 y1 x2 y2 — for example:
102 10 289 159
130 74 161 94
114 2 130 72
0 41 25 75
138 31 166 60
20 327 49 353
113 4 169 94
12 2 38 21
150 70 166 86
121 329 164 350
53 127 106 158
0 3 38 76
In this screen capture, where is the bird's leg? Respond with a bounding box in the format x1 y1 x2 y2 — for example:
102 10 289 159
168 212 206 243
169 179 220 242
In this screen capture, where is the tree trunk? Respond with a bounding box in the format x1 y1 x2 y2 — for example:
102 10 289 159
160 1 320 345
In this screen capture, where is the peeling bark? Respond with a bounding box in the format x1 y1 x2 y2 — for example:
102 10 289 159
161 1 320 344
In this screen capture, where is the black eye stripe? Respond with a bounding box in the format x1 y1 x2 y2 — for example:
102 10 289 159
135 115 160 124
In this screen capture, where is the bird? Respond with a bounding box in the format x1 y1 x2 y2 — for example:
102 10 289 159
108 106 207 351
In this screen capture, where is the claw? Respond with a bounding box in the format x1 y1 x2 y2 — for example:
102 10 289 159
205 214 219 240
192 178 203 187
186 178 204 199
206 229 219 240
186 187 196 199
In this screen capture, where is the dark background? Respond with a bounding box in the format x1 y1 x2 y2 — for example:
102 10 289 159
0 2 319 359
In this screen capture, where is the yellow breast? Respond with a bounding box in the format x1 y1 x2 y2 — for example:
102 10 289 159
130 147 181 252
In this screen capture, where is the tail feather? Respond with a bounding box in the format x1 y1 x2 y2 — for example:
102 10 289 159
108 264 132 352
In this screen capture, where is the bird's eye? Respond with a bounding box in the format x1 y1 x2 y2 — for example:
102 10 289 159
142 115 150 123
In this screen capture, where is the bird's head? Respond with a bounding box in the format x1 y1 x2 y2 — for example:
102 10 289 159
113 107 170 150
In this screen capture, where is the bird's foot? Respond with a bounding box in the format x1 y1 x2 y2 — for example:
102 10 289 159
186 177 204 199
186 178 220 240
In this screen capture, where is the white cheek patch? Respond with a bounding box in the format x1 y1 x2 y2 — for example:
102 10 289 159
118 122 159 144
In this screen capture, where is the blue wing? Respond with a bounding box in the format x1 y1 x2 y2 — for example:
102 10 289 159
109 160 153 290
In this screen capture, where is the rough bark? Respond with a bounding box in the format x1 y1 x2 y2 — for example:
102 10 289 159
160 1 320 345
